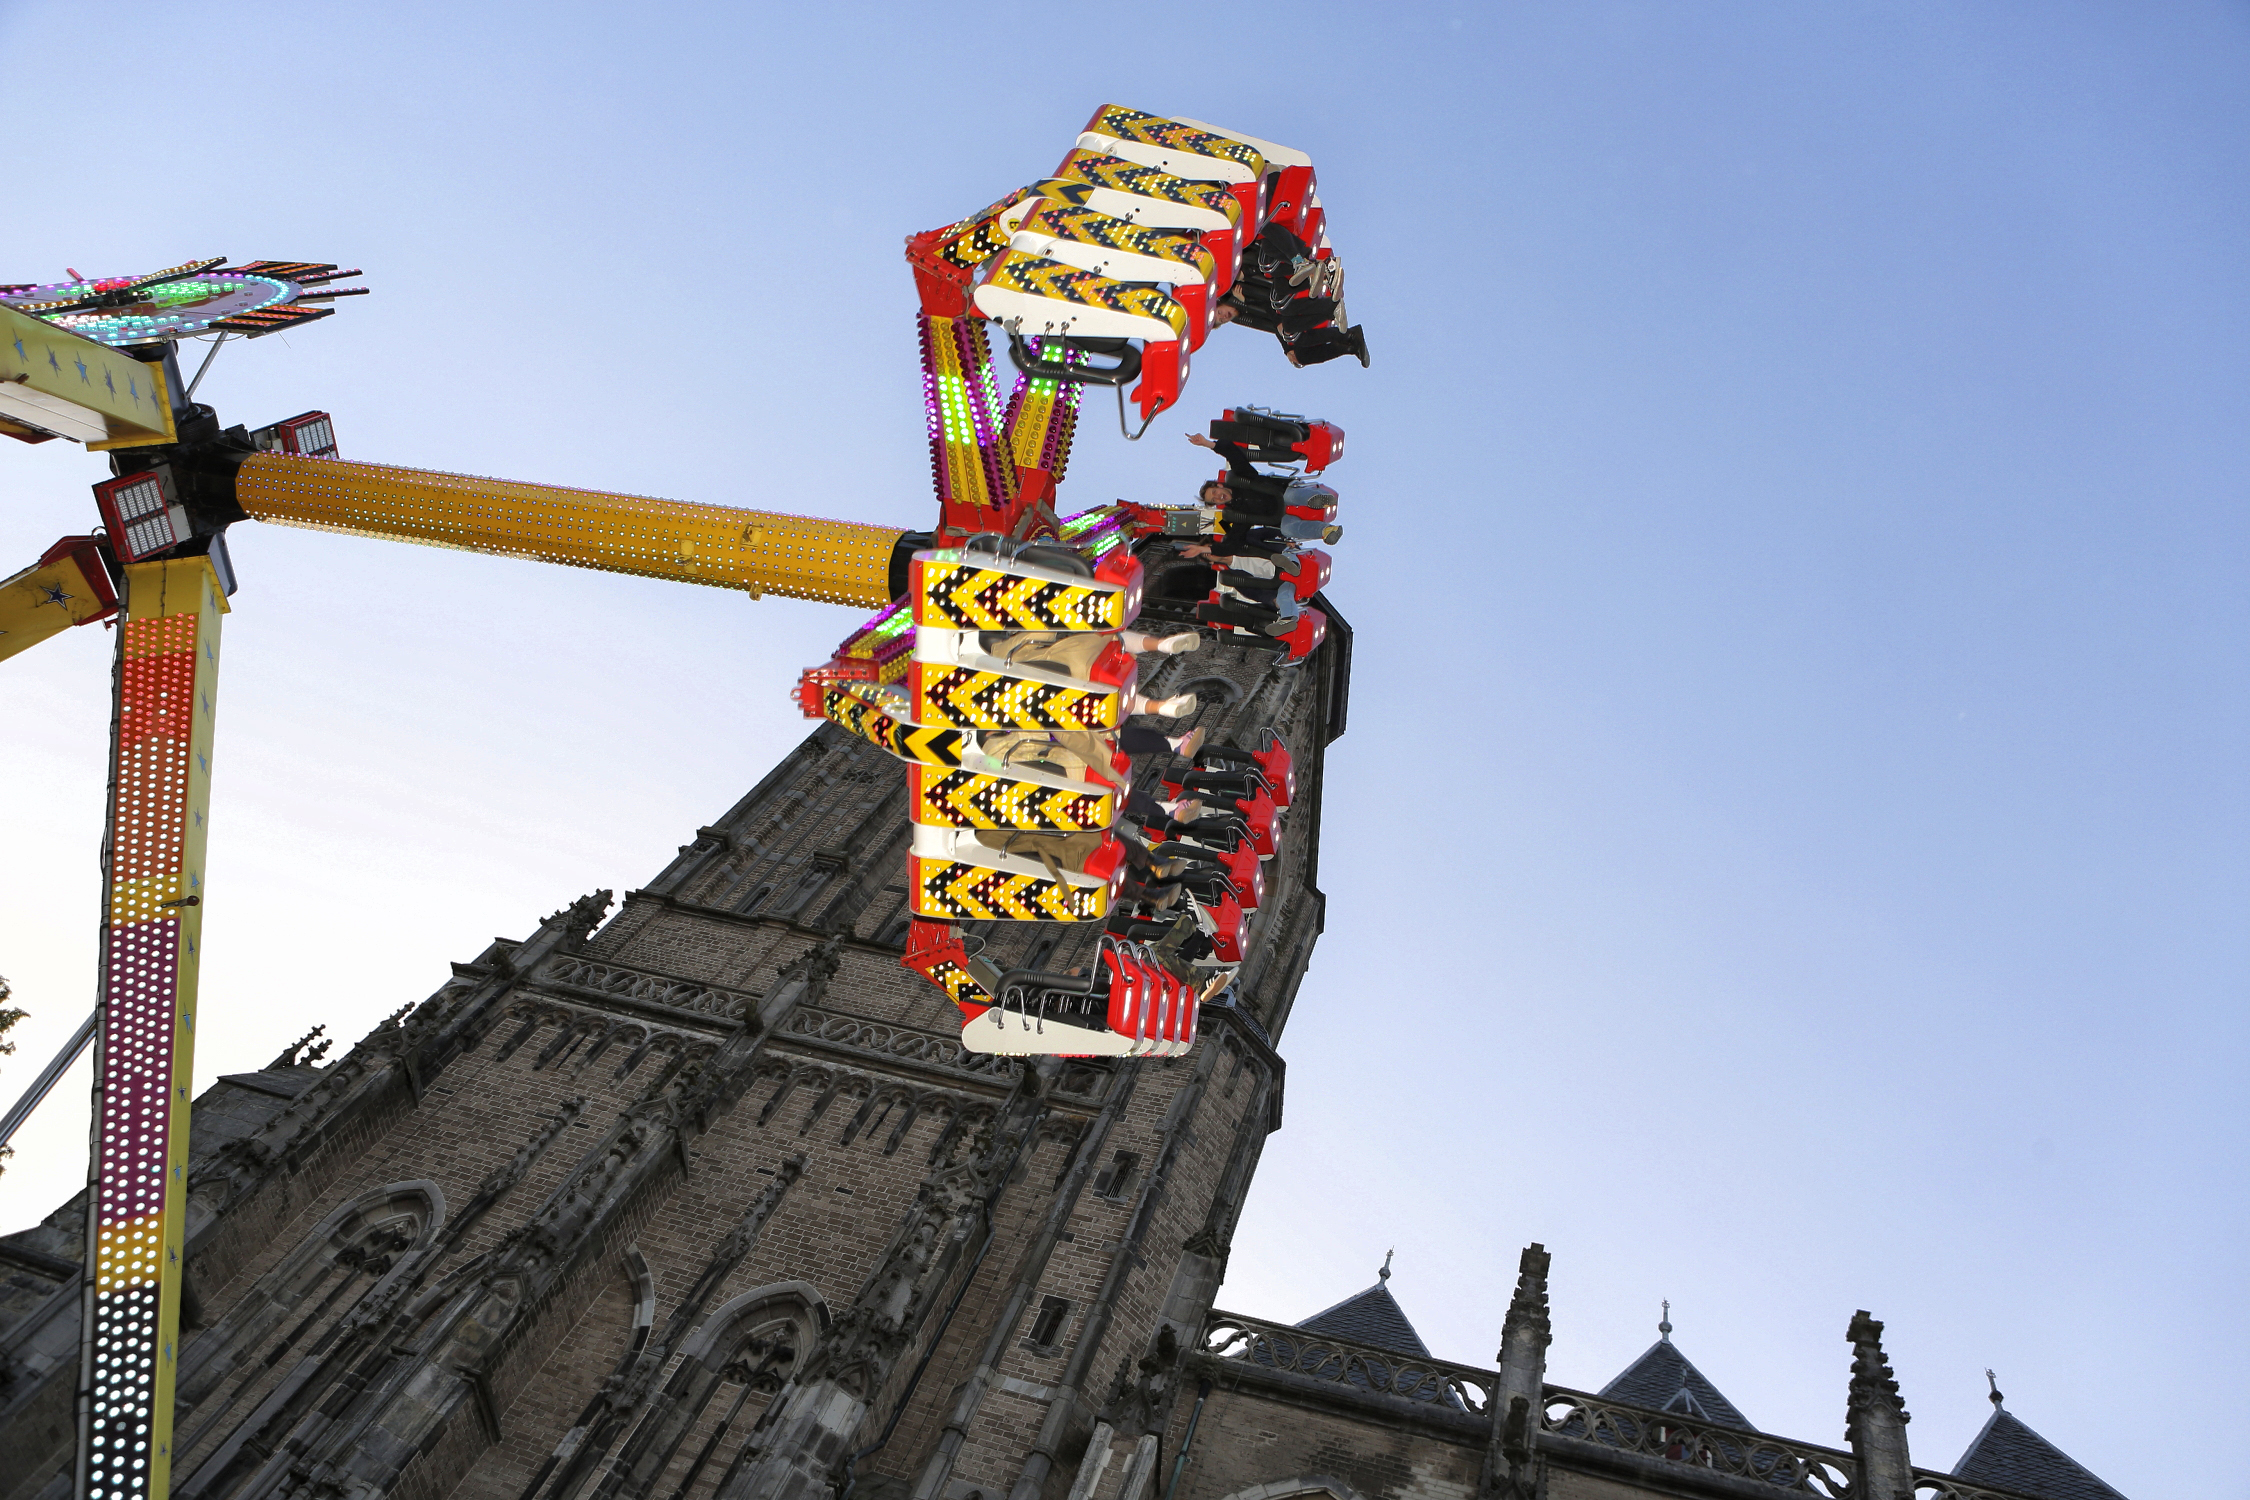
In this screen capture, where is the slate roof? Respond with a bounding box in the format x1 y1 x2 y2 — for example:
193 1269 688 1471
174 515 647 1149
1295 1281 1433 1357
0 1064 324 1271
1257 1277 1463 1410
1953 1408 2128 1500
1596 1337 1757 1430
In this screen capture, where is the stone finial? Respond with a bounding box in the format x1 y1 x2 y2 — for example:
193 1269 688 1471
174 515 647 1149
1379 1248 1393 1283
776 932 845 988
267 1025 327 1069
1659 1299 1672 1342
1846 1311 1910 1433
1493 1245 1551 1407
1986 1369 2004 1409
1488 1243 1552 1500
1845 1311 1914 1500
547 888 614 933
1502 1243 1553 1355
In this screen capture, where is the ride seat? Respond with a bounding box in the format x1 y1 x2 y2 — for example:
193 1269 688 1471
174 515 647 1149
1194 731 1294 808
1010 202 1216 295
1075 105 1269 186
1276 546 1332 596
1046 152 1243 232
910 544 1143 632
906 762 1119 833
974 250 1189 346
956 939 1199 1056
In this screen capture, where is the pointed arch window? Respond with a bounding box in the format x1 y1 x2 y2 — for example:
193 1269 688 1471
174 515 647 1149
173 1181 444 1472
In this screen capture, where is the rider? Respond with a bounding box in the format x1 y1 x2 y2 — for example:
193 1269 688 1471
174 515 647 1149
976 625 1199 678
969 725 1207 785
1187 432 1343 543
1215 224 1371 368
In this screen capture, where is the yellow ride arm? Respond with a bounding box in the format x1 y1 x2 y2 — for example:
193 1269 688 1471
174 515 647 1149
0 538 119 664
233 453 909 609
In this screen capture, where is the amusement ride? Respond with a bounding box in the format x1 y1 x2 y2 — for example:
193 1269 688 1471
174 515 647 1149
0 105 1360 1499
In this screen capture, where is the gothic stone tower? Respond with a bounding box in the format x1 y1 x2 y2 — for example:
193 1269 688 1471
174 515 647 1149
0 604 1350 1500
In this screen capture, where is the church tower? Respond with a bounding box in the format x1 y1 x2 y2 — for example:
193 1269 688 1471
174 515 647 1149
0 610 1350 1500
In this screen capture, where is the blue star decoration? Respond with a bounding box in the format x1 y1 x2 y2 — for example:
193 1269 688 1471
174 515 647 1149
105 368 116 394
74 355 89 384
46 349 59 373
10 336 23 362
34 581 74 610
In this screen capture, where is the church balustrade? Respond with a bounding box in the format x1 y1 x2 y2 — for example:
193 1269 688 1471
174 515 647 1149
1199 1310 1495 1414
1196 1320 2039 1500
1535 1390 2032 1500
778 1005 1015 1081
1536 1387 1855 1495
539 955 763 1022
1905 1473 2042 1500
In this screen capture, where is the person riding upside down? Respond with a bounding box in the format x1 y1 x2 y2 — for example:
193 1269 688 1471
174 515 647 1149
1211 222 1370 368
1186 432 1342 543
977 626 1198 679
1174 536 1311 637
967 725 1206 787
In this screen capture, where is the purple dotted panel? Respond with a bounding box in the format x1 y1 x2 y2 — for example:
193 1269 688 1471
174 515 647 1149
89 917 178 1500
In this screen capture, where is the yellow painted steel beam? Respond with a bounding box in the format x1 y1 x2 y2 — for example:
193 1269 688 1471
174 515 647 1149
80 556 226 1500
0 541 116 664
0 306 175 448
234 454 907 609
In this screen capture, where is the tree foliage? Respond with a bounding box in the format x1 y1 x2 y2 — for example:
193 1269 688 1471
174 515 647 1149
0 974 20 1174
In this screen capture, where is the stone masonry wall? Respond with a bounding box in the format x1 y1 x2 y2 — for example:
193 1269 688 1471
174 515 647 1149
1162 1385 1484 1500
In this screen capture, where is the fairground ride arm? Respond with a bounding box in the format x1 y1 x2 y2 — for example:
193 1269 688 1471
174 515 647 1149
232 452 913 609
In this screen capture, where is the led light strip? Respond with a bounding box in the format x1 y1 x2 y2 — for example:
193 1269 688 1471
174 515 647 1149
919 313 1017 524
1003 338 1088 480
80 557 226 1500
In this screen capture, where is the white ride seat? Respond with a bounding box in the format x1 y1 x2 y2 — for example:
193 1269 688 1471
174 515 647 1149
909 823 1121 889
972 249 1188 346
1039 154 1241 234
1008 201 1216 290
912 625 1137 695
1167 118 1313 170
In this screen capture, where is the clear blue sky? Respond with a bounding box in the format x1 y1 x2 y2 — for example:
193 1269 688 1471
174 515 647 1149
1 5 2242 1496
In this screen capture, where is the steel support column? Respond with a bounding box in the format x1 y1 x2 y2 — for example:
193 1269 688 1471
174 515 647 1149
76 554 227 1500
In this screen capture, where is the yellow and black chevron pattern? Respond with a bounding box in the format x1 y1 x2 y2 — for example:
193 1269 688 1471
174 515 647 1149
1090 105 1268 178
915 559 1129 631
1029 178 1102 214
821 684 973 767
911 664 1120 730
935 185 1036 269
1018 202 1215 279
911 856 1110 922
983 254 1190 340
909 765 1116 831
1053 152 1243 222
922 956 996 1009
